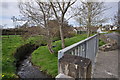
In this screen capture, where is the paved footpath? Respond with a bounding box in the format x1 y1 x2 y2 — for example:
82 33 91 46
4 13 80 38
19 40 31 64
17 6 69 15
93 50 118 78
93 32 119 78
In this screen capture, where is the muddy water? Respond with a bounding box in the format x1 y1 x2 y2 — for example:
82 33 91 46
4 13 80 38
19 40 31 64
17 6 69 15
14 44 50 78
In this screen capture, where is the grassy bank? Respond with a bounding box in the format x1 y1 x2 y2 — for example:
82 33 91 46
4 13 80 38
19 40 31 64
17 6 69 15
31 34 87 77
2 35 23 78
2 34 105 78
2 35 45 78
31 34 105 77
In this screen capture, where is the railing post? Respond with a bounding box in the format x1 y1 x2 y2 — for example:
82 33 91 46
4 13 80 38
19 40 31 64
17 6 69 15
58 50 64 60
95 35 97 56
97 34 99 52
96 34 99 55
58 50 64 74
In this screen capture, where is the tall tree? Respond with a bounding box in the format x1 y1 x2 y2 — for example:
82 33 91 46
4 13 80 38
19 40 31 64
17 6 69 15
19 0 77 52
18 1 54 54
75 1 108 37
50 0 77 48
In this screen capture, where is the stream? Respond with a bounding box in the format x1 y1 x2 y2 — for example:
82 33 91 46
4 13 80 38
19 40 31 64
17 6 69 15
14 44 50 78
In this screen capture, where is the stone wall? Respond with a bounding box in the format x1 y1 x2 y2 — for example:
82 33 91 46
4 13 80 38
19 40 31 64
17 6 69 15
58 54 92 79
99 34 118 51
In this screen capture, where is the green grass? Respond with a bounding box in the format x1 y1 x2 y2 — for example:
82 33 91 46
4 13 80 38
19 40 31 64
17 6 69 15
99 39 105 46
32 46 58 77
26 35 47 45
2 35 23 78
31 34 87 77
2 35 45 78
2 33 104 78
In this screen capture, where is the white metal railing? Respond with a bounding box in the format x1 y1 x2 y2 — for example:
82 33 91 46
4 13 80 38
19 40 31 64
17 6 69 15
58 34 99 63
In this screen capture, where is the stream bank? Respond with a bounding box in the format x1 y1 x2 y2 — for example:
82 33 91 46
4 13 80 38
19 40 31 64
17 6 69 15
14 43 51 78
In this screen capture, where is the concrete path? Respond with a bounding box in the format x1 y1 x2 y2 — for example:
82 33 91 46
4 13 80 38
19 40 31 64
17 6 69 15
93 50 118 78
105 32 119 42
93 32 119 78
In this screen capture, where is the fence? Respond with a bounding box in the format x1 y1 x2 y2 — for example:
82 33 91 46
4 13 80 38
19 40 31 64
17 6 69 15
58 34 99 63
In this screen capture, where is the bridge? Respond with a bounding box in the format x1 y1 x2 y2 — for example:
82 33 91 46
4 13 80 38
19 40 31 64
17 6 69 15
56 34 99 79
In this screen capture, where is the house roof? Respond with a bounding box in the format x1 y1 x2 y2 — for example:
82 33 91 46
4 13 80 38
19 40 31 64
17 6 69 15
88 27 99 32
74 26 99 32
74 27 87 31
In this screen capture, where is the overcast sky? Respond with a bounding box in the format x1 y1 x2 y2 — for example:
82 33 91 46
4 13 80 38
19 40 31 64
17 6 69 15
0 1 118 28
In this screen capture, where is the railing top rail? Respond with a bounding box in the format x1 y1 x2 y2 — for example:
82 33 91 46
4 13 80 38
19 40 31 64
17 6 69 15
58 34 99 54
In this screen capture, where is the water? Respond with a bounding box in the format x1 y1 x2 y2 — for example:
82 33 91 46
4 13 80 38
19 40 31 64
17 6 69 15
14 44 51 78
17 56 49 78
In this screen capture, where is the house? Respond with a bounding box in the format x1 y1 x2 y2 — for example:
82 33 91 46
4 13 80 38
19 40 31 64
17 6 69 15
97 27 107 33
74 26 101 34
88 27 99 33
73 27 87 34
110 26 118 30
102 25 118 31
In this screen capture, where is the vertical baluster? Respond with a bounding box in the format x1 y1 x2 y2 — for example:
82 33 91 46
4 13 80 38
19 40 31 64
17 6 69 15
80 45 82 56
81 45 83 57
75 48 77 55
83 43 85 57
82 44 83 57
71 50 74 55
78 46 80 56
76 47 78 56
85 41 87 58
84 43 85 57
86 41 88 58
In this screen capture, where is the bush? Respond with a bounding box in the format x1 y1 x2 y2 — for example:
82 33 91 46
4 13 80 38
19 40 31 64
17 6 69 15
99 39 105 46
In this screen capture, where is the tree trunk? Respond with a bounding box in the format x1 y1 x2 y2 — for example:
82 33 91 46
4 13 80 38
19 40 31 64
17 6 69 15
47 39 54 54
87 28 90 37
59 24 65 49
46 26 54 54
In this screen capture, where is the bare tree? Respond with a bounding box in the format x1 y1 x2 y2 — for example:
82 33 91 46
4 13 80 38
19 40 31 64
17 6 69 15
50 0 77 48
18 1 55 54
19 0 77 53
75 1 108 37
